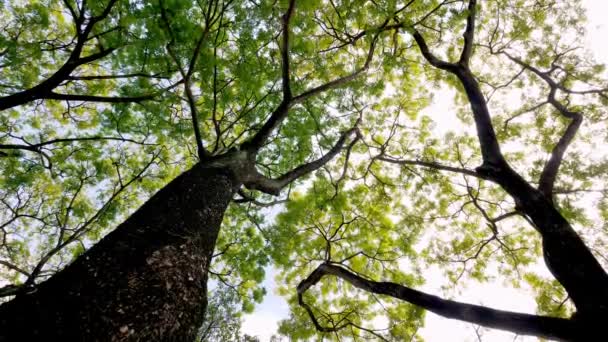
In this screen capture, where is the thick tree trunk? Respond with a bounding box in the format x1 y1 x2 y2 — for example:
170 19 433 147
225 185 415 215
455 66 608 318
0 163 239 342
477 163 608 318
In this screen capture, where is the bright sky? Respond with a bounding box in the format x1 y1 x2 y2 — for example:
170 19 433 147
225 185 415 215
241 1 608 341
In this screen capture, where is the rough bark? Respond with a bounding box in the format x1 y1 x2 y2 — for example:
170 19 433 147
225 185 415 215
0 163 239 342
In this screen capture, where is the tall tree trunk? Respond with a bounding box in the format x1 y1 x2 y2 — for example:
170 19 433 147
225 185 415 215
0 163 239 342
476 162 608 319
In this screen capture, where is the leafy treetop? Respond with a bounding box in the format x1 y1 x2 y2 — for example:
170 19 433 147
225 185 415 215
1 0 607 341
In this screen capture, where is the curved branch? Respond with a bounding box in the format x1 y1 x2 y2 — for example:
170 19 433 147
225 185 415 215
501 52 584 199
412 4 608 319
245 126 360 195
413 2 504 167
538 100 582 199
291 31 379 104
298 263 580 341
412 31 458 72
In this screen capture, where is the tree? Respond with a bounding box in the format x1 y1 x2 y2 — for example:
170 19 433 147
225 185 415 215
271 1 608 341
0 0 377 340
0 0 606 341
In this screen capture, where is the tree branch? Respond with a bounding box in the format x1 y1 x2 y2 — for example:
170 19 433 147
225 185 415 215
279 0 296 100
537 99 582 199
412 4 608 316
233 189 288 207
67 72 173 81
159 0 212 159
459 0 477 65
0 136 154 156
501 52 584 199
0 259 31 277
0 0 121 111
376 155 487 180
298 263 580 341
413 5 504 167
412 31 458 72
243 1 378 152
44 92 154 103
291 31 380 104
245 126 360 195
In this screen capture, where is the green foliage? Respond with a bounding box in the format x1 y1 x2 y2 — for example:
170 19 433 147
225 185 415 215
269 177 425 340
1 0 607 340
199 283 260 342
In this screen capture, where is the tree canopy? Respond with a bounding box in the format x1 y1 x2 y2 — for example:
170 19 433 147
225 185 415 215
0 0 607 341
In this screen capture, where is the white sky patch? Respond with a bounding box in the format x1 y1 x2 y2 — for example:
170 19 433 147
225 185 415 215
242 1 608 341
582 0 608 68
425 86 461 136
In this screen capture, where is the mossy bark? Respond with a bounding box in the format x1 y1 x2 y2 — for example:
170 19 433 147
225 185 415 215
0 164 238 342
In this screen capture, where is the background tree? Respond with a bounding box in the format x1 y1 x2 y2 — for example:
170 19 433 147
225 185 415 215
269 0 608 341
0 0 606 341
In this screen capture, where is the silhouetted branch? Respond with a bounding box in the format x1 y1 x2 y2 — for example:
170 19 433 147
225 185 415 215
246 126 360 195
502 52 584 199
298 263 579 340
